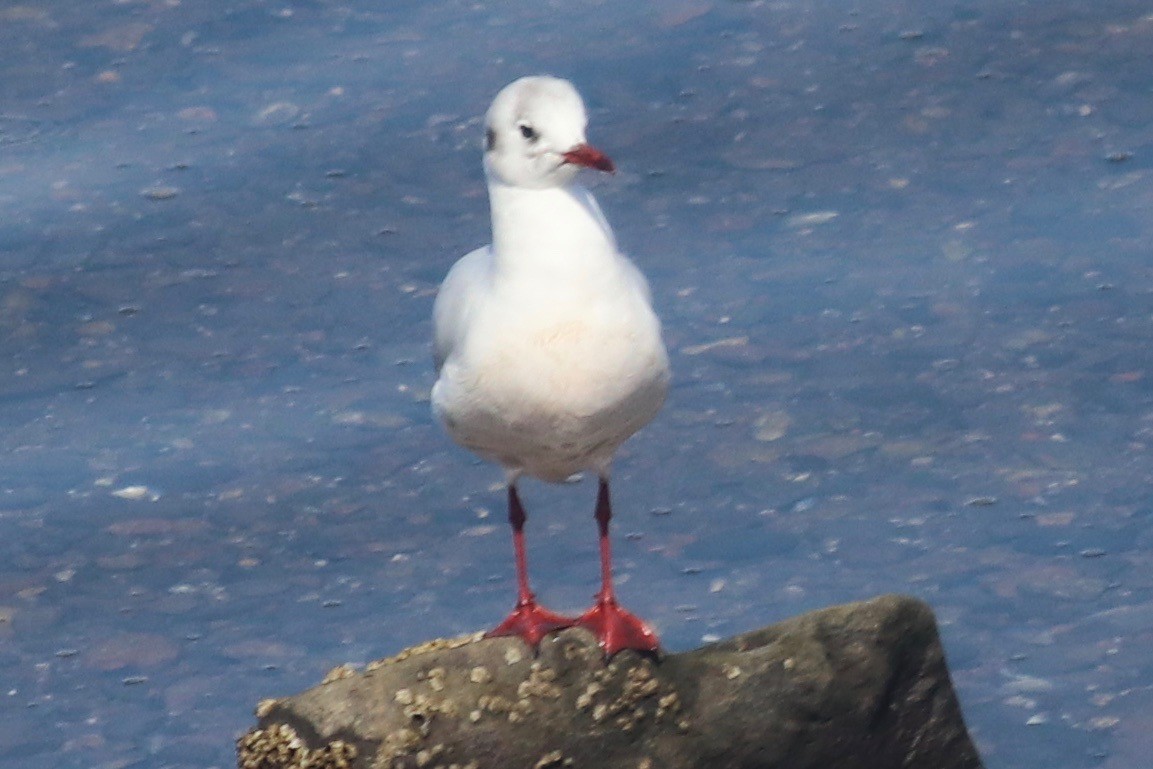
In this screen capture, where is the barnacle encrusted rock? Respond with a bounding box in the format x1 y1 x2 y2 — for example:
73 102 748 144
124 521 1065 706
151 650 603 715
237 722 357 769
238 595 984 769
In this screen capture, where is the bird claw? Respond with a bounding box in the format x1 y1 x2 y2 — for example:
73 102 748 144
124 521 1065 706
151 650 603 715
576 596 661 658
486 599 576 650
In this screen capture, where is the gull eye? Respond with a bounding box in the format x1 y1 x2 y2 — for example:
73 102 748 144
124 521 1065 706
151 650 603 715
518 124 538 142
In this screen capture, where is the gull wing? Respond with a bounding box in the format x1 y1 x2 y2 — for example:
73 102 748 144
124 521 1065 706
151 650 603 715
432 245 493 373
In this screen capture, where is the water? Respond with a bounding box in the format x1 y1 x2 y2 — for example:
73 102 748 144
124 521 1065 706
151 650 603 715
3 1 1153 767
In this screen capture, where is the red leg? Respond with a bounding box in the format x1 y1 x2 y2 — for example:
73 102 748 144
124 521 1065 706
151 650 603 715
576 477 660 657
487 484 575 649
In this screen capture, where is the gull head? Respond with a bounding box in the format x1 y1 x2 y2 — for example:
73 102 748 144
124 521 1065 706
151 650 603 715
483 76 615 190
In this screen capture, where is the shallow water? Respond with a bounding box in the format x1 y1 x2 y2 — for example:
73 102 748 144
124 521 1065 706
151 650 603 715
3 1 1153 767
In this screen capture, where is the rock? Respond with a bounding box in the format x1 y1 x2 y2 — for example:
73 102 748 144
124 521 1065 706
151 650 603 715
237 594 983 769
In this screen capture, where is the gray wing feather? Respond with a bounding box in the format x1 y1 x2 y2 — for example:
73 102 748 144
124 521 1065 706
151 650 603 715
433 246 492 373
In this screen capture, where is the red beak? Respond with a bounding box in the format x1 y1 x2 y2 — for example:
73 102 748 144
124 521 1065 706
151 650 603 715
562 143 616 174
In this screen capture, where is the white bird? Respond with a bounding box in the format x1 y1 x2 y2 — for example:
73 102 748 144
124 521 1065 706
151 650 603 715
431 76 670 656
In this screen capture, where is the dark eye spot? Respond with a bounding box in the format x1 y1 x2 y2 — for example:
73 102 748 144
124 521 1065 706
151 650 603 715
519 124 538 142
485 127 496 151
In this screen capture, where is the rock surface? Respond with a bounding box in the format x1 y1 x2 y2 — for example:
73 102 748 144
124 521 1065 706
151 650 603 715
237 594 984 769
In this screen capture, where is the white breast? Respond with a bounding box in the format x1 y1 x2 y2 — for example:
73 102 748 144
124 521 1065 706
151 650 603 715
432 244 669 482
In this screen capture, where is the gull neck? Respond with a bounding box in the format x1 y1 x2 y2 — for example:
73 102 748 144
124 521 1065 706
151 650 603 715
488 178 617 277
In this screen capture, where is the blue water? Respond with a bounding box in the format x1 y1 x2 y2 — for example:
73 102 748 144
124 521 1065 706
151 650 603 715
3 1 1153 767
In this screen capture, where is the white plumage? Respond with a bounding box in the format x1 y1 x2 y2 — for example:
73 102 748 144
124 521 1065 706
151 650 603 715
431 76 669 656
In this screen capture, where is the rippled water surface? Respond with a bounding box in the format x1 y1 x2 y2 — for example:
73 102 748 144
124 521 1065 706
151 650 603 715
3 2 1153 767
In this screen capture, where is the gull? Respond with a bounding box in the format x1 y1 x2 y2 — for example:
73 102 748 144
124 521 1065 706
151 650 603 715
431 76 670 657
